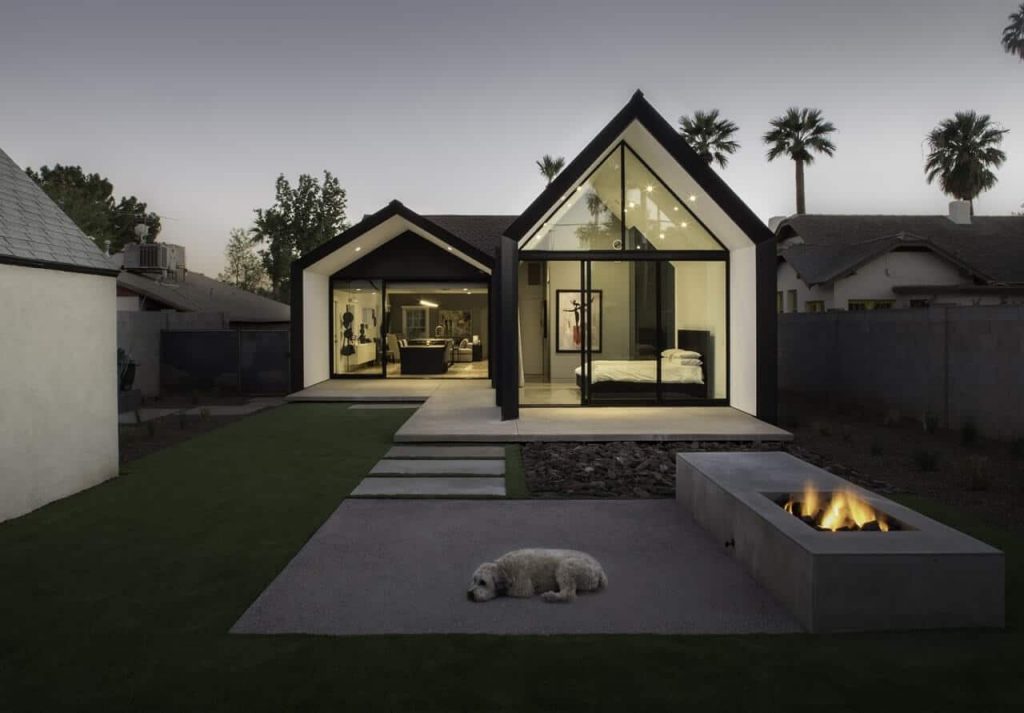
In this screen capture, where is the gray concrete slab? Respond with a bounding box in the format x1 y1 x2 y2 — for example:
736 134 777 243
392 381 792 443
287 379 437 402
370 459 505 476
386 445 506 459
350 478 506 497
231 499 800 635
349 404 422 410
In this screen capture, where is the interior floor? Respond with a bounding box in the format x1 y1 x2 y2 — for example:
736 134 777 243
337 360 489 379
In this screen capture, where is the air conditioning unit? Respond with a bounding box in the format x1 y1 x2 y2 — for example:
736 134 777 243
123 243 186 273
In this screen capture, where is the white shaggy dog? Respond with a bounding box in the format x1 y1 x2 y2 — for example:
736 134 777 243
467 548 607 603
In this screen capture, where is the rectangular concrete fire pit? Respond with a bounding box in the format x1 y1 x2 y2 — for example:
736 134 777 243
676 451 1004 633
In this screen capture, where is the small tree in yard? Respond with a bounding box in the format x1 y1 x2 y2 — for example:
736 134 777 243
218 228 269 294
251 171 348 302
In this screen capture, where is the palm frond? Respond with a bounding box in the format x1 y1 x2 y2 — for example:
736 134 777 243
1003 3 1024 60
924 110 1009 201
679 109 741 168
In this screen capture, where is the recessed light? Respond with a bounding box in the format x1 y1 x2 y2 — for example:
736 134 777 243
659 233 665 239
673 206 679 212
689 194 697 202
645 185 653 193
628 202 635 209
447 246 453 251
355 246 362 252
681 221 688 228
576 186 582 192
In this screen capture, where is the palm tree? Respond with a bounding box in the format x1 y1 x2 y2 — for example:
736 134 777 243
678 109 740 168
924 111 1008 211
536 155 565 184
763 108 837 215
1003 2 1024 60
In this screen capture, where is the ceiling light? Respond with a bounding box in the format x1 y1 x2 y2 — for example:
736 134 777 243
673 206 679 212
689 194 697 202
447 246 453 251
628 202 636 209
355 246 362 252
681 221 688 228
659 233 665 239
646 185 653 193
576 186 583 192
419 299 438 308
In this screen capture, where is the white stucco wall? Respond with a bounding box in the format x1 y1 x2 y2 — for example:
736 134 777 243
302 270 330 387
728 245 758 415
777 260 834 311
0 263 118 523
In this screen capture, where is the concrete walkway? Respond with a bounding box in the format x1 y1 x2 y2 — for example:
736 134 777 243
231 499 800 636
118 397 283 424
352 444 508 497
287 379 440 402
391 381 792 443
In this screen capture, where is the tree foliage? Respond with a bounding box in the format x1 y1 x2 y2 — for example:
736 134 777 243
251 171 347 302
924 111 1008 206
1003 3 1024 60
763 107 837 214
218 228 269 294
536 155 565 184
24 164 161 252
678 109 740 168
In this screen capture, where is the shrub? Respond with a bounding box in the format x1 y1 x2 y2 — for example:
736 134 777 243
199 407 211 420
869 442 883 457
913 449 939 472
964 455 992 492
921 413 939 434
960 421 979 447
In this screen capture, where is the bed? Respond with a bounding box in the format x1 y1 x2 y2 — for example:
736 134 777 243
573 330 710 400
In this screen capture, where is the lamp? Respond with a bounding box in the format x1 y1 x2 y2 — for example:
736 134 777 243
419 299 438 308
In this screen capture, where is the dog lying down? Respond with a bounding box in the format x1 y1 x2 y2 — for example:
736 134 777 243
467 548 608 603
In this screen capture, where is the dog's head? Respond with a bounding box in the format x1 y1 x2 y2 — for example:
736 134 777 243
467 562 505 602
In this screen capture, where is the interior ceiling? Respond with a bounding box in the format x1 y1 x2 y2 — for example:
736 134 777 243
385 282 488 294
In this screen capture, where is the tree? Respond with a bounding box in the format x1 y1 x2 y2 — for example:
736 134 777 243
536 155 565 184
24 164 161 252
251 171 347 302
925 111 1008 210
218 228 269 294
678 109 740 168
1003 3 1024 60
763 108 837 215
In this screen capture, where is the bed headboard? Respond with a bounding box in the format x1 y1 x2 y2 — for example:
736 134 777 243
677 330 710 358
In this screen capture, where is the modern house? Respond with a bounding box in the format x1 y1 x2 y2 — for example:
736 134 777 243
776 204 1024 312
292 91 777 422
0 148 119 523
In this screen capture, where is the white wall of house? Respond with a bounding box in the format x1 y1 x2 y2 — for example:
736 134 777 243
777 261 834 311
0 263 119 523
302 270 330 387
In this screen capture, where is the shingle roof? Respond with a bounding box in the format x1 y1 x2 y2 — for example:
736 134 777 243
0 148 116 275
777 214 1024 286
118 270 290 323
423 214 516 257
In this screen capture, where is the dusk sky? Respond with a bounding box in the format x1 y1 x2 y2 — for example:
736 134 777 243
2 0 1022 276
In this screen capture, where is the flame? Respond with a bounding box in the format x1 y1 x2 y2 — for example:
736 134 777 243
784 484 890 532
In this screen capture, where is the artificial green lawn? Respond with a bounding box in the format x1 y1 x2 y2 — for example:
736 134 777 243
0 403 1021 711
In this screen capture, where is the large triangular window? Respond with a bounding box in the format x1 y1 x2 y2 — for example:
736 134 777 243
522 143 725 252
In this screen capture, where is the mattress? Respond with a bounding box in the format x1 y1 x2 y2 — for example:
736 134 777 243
574 358 704 384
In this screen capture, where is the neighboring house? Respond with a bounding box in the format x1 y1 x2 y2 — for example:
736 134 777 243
0 148 119 523
113 243 290 396
776 203 1024 313
292 91 777 422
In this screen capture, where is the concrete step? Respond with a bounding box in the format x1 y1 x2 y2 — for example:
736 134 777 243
369 459 505 476
351 477 506 497
349 404 422 410
384 445 505 460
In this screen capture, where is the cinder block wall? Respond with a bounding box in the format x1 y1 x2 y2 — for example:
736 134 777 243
778 305 1024 439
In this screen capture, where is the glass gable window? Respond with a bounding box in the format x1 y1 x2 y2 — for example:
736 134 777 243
522 143 724 252
522 149 622 251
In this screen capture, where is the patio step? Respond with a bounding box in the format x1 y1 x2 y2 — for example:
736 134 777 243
351 477 506 497
348 404 422 410
369 459 505 476
384 445 505 460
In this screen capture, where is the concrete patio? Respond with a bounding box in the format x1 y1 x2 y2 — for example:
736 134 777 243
231 499 800 636
288 380 791 442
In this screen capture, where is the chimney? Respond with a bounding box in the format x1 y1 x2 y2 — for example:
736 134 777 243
947 200 971 225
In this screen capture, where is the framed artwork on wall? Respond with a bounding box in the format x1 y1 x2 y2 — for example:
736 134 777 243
555 289 602 353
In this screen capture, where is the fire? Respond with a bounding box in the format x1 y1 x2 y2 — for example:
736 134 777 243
783 483 890 532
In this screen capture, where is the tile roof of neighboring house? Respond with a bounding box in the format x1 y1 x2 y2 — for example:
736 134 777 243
0 148 117 275
776 214 1024 286
118 269 290 323
423 214 517 257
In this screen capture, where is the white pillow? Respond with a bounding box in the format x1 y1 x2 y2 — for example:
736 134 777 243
661 348 701 360
671 357 703 366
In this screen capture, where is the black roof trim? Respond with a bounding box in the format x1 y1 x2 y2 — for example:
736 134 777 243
504 90 774 245
0 253 119 278
293 200 494 270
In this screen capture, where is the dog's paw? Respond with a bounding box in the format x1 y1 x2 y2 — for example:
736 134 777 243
541 591 573 603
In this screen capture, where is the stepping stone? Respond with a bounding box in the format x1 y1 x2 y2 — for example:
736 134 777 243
351 477 506 497
385 445 505 460
370 459 505 476
349 404 421 410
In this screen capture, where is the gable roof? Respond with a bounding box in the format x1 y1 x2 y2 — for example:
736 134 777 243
118 270 289 323
423 214 516 258
777 214 1024 286
503 90 774 246
0 148 118 276
294 200 497 272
